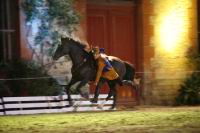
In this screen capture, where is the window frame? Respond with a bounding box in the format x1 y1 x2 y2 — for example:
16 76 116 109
0 0 20 63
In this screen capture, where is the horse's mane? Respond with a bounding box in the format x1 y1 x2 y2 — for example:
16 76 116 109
61 37 96 62
63 37 88 51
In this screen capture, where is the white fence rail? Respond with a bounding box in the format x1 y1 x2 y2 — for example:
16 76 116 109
0 95 113 115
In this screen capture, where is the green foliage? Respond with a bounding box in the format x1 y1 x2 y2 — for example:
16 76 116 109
21 0 80 58
0 62 12 97
176 52 200 105
21 0 43 22
0 60 61 96
47 0 80 33
21 0 80 27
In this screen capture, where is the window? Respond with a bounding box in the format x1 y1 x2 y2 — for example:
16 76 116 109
0 0 20 63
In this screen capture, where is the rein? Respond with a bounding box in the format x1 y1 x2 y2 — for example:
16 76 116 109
71 51 96 74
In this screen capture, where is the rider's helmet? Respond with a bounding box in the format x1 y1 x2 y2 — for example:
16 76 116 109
99 48 105 53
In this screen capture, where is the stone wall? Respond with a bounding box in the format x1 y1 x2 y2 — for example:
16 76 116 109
142 0 198 105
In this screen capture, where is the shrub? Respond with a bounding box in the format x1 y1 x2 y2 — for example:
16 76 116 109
176 52 200 105
0 60 61 96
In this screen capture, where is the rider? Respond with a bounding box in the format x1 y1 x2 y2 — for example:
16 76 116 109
91 46 122 103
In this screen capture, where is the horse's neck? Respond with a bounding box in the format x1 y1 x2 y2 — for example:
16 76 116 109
69 47 86 67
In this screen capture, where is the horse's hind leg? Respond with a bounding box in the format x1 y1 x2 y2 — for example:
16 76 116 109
122 78 141 90
122 80 134 87
106 82 115 101
106 88 117 109
107 82 117 109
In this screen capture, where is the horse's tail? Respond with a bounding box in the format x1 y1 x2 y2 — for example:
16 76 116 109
123 61 135 81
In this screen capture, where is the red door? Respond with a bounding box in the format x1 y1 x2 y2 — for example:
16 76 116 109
87 3 137 105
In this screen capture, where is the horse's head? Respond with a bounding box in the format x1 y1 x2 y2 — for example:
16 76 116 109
52 38 71 60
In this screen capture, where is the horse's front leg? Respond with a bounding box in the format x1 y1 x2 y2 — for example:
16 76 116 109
65 85 74 107
65 78 77 107
70 80 90 108
104 82 117 109
111 87 117 109
75 80 89 99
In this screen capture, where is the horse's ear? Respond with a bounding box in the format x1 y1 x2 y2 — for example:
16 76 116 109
91 45 94 50
61 38 67 45
61 38 64 42
61 37 72 44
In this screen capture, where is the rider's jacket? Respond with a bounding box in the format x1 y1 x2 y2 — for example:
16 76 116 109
95 54 119 84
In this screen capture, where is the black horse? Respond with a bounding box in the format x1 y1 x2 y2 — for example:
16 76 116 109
53 37 136 109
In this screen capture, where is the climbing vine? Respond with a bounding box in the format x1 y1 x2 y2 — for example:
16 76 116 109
21 0 80 64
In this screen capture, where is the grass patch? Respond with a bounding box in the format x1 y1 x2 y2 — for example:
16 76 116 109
0 106 200 133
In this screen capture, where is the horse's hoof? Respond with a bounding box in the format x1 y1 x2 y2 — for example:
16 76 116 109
109 107 116 110
80 93 89 100
73 101 82 107
90 98 98 103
